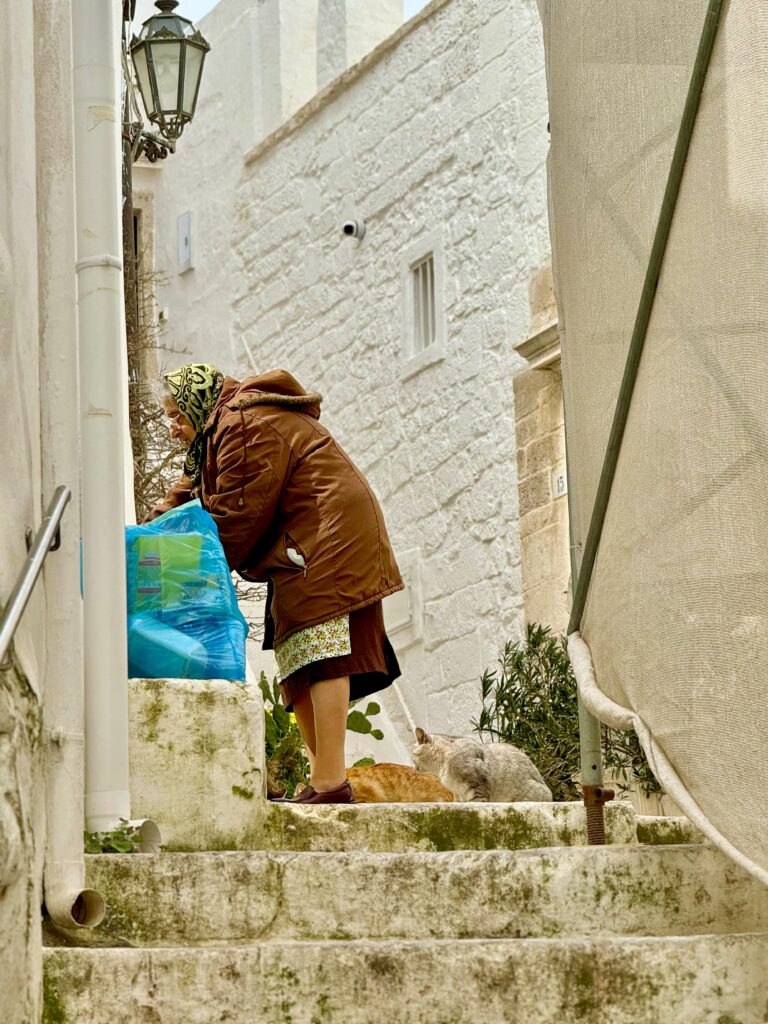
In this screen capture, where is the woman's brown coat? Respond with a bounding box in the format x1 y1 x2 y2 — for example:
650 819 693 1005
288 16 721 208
149 370 403 647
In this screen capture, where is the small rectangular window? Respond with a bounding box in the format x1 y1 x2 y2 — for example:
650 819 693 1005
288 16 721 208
401 231 445 380
411 254 436 353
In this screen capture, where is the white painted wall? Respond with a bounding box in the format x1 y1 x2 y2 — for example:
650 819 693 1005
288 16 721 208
1 0 82 1015
136 0 551 757
0 3 47 1014
133 0 401 374
231 0 551 749
317 0 401 89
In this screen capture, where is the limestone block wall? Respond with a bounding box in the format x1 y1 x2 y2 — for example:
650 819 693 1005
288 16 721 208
231 0 551 744
317 0 402 89
513 260 570 633
514 365 570 633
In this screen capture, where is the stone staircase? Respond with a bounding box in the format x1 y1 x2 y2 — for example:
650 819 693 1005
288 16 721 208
41 681 768 1022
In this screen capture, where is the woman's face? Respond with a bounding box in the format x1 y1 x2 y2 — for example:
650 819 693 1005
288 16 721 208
164 396 196 446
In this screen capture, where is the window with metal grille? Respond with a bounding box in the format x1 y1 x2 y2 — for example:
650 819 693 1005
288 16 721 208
411 253 436 353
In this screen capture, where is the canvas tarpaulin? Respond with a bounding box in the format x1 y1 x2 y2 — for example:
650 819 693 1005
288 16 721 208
537 0 768 884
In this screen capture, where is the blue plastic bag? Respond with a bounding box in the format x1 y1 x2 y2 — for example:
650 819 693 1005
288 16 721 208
126 501 248 681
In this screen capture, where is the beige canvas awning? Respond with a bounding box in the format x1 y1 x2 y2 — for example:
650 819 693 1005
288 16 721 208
538 0 768 884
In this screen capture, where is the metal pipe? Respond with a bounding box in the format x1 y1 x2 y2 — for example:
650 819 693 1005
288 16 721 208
0 487 71 666
564 403 612 842
567 0 726 637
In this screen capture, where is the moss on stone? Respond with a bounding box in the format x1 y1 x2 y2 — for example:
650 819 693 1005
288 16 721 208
161 826 264 853
570 959 597 1017
258 804 579 854
196 689 217 709
232 784 255 800
137 685 167 743
42 974 67 1024
310 992 332 1024
636 816 702 846
191 732 220 756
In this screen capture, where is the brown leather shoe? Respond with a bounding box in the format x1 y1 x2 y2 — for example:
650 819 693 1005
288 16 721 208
289 780 355 804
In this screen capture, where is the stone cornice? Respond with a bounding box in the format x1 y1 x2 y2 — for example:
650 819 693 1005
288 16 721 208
515 320 561 370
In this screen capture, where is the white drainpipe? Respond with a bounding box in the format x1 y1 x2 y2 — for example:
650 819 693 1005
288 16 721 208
72 0 134 836
35 0 104 929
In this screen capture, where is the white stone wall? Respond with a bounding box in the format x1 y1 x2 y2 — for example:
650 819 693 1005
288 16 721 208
0 1 69 1016
0 1 84 1015
0 0 45 1013
133 0 402 376
231 0 551 747
317 0 402 89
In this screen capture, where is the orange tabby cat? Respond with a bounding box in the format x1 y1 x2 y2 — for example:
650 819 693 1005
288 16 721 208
346 763 454 803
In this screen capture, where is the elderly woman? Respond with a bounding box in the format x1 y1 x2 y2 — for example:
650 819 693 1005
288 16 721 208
148 363 403 804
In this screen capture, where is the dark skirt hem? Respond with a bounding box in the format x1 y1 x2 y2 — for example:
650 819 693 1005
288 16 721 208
279 601 401 712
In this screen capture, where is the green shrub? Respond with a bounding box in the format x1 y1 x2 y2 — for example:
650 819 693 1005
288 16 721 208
472 623 661 801
602 725 662 797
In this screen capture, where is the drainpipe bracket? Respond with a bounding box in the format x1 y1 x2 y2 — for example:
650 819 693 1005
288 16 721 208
75 254 123 273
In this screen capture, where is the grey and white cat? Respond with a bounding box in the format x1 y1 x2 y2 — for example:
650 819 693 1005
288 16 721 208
411 728 552 802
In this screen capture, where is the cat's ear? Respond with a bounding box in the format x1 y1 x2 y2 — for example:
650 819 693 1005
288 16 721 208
415 727 430 745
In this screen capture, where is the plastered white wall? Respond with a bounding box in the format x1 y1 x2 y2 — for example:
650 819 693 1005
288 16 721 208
0 1 60 1016
133 0 400 375
317 0 401 89
231 0 551 747
135 0 551 753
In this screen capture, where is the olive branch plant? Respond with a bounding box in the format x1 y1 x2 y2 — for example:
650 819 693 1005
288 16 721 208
472 623 661 802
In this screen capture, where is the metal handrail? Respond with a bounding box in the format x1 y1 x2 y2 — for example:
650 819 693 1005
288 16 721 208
0 486 72 666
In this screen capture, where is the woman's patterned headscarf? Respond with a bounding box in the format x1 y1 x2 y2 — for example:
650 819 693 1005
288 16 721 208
164 363 224 483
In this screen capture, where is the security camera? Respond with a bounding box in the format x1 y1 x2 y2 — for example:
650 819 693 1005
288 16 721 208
342 219 366 240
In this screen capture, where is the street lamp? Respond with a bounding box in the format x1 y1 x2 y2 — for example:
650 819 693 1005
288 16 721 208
128 0 210 161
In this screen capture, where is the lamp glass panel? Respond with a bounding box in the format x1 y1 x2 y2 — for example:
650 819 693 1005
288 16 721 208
181 45 204 116
132 45 156 119
149 41 182 113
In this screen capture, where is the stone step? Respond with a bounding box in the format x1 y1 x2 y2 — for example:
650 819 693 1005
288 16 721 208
43 932 768 1024
74 844 768 948
239 799 638 854
636 814 705 845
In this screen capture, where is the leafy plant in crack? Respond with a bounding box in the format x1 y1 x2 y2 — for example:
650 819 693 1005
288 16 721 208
260 673 310 799
84 822 143 854
259 673 385 797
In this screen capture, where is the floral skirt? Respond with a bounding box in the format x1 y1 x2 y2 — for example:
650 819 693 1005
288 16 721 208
278 601 401 712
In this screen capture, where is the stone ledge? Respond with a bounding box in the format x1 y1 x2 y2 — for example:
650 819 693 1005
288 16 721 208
515 320 561 370
128 679 265 852
636 814 707 846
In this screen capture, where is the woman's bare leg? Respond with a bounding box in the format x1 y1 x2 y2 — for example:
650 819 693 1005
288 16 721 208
291 689 317 777
309 676 350 792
